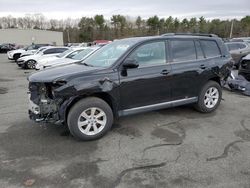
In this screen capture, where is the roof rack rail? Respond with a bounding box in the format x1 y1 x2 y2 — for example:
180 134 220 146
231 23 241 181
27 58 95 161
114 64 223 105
161 33 218 37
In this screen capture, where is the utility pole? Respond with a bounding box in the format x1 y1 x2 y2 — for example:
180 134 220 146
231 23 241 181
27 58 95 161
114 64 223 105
67 28 70 43
229 20 234 39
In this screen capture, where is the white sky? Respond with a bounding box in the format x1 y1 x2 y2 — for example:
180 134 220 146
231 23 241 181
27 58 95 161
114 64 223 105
0 0 249 20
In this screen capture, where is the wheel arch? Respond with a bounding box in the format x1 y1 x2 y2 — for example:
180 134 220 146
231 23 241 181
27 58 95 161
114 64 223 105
209 76 221 86
62 92 118 124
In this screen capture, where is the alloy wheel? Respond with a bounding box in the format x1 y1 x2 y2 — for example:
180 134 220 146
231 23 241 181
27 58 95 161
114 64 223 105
204 87 219 108
77 107 107 136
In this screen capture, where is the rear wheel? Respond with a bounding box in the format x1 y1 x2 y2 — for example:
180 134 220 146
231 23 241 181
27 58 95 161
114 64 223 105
67 97 113 141
195 81 222 113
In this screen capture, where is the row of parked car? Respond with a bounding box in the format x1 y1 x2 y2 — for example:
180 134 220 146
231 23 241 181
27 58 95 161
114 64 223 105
224 37 250 69
0 43 24 53
7 44 101 70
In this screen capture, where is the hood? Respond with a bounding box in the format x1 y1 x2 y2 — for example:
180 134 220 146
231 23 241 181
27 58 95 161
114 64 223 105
10 49 25 54
20 54 41 61
243 54 250 60
46 58 76 67
28 63 103 83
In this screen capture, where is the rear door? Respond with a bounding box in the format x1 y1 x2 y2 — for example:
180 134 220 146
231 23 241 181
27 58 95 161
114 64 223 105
169 39 207 100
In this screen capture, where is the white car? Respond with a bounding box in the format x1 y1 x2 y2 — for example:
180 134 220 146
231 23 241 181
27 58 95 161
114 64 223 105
35 48 85 70
7 44 50 61
17 47 68 69
37 46 100 70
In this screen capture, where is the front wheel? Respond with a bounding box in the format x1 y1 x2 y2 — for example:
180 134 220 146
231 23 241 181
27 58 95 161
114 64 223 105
195 81 222 113
13 53 21 62
67 97 114 141
26 60 36 69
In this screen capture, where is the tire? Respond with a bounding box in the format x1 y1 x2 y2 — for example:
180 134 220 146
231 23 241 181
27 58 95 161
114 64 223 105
26 60 36 69
195 81 222 113
67 97 114 141
13 53 21 62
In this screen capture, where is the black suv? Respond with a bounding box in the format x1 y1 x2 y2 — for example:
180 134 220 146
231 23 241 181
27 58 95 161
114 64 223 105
28 34 232 140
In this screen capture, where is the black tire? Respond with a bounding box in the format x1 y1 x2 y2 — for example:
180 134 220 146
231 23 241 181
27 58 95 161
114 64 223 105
195 81 222 113
67 97 114 141
26 60 36 69
13 53 21 62
20 63 27 69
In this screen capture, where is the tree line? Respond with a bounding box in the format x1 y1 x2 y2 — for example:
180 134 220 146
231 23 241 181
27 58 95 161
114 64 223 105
0 14 250 43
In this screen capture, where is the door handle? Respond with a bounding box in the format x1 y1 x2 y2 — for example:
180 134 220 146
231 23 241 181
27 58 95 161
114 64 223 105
161 69 170 75
200 64 206 69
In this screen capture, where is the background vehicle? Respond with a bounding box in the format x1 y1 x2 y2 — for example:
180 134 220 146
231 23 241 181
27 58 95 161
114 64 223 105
35 47 85 70
239 54 250 81
230 37 250 44
7 44 50 61
225 42 250 68
37 46 100 70
28 34 232 141
0 43 16 53
17 47 68 69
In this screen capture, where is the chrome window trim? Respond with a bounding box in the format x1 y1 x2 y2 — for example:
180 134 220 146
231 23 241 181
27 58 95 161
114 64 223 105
169 55 222 65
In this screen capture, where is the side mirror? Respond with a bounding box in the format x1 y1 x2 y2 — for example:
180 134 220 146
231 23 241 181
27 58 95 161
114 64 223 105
123 58 139 69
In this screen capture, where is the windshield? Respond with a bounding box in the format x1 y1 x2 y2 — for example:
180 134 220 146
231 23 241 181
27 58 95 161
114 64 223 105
56 49 73 58
82 40 136 67
35 47 46 54
72 48 95 60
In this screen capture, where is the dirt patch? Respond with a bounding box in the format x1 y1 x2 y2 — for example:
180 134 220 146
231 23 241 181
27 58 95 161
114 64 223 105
113 126 142 138
234 130 250 141
234 119 250 141
207 140 243 161
0 87 8 94
0 78 14 82
151 123 185 144
0 122 98 160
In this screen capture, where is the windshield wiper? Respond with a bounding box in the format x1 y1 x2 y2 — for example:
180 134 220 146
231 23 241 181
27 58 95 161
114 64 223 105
83 62 94 67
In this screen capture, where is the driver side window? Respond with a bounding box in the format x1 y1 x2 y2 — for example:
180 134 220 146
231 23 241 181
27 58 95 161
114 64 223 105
128 41 166 67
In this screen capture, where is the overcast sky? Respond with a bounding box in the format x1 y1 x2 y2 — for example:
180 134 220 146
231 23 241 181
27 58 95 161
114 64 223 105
0 0 249 20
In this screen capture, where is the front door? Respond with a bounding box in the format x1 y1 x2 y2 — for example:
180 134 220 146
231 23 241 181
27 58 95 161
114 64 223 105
119 41 172 112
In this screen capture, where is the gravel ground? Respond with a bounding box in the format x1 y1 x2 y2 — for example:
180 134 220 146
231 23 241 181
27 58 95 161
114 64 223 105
0 54 250 188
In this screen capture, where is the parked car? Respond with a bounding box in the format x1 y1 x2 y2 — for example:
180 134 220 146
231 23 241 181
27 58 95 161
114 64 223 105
36 46 101 70
20 46 51 58
239 54 250 81
225 42 250 68
0 43 16 53
17 47 68 69
28 33 233 141
7 44 50 61
35 47 85 70
230 37 250 44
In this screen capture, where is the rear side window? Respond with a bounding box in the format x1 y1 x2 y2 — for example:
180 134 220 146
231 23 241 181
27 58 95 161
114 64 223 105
195 41 205 59
56 48 68 53
201 40 221 58
238 43 247 49
227 43 239 51
43 48 57 54
171 40 196 62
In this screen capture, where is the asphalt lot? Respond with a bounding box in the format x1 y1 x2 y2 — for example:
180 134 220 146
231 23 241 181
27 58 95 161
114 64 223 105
0 54 250 188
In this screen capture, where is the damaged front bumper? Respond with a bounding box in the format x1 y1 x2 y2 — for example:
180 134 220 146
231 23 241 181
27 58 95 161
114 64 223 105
28 82 63 123
28 98 60 123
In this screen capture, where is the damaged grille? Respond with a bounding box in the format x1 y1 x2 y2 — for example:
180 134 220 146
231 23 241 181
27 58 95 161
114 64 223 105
29 82 62 122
